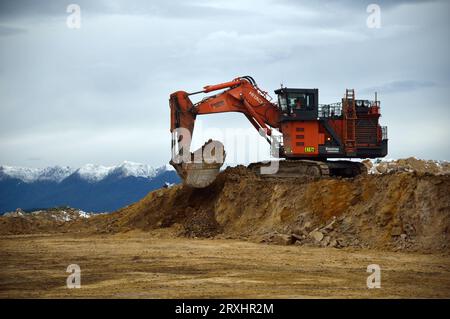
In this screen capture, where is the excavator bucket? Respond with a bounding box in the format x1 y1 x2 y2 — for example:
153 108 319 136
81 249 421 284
171 161 223 188
171 140 226 188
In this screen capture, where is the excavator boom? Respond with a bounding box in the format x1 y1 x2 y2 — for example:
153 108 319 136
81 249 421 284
170 76 280 187
170 76 279 147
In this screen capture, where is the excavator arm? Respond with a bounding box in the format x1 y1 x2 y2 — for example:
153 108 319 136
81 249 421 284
170 76 280 154
169 76 281 188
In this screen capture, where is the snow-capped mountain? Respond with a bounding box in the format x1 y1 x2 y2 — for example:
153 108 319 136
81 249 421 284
74 164 112 182
0 162 179 214
0 165 75 183
0 161 174 184
37 166 76 182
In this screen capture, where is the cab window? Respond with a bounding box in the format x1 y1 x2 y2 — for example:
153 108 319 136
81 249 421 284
278 95 287 111
288 93 314 110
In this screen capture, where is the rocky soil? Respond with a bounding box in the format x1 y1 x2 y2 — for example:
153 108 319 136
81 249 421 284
1 158 449 254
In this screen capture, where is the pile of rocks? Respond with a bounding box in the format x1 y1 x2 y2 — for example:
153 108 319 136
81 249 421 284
364 157 450 175
260 212 425 251
260 215 366 249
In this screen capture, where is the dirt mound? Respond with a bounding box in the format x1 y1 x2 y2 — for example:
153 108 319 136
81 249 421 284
0 207 93 235
92 164 449 252
1 160 449 253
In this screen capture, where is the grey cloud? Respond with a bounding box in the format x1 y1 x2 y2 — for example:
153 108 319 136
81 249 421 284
0 0 449 167
280 0 437 10
0 0 63 18
0 0 248 20
0 25 26 36
0 0 438 22
362 80 437 94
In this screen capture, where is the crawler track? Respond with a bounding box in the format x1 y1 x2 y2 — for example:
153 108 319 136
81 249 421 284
248 160 367 179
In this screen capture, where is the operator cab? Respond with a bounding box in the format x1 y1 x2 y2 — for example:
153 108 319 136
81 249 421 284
274 88 319 121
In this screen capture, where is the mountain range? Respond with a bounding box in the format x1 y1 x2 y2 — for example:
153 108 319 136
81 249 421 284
0 161 180 214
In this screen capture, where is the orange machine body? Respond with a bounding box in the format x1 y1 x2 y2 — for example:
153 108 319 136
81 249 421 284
281 122 324 157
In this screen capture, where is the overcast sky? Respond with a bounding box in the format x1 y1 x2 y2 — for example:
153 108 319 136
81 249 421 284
0 0 449 168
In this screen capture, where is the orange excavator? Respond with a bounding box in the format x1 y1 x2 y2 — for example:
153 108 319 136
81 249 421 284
170 76 387 187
